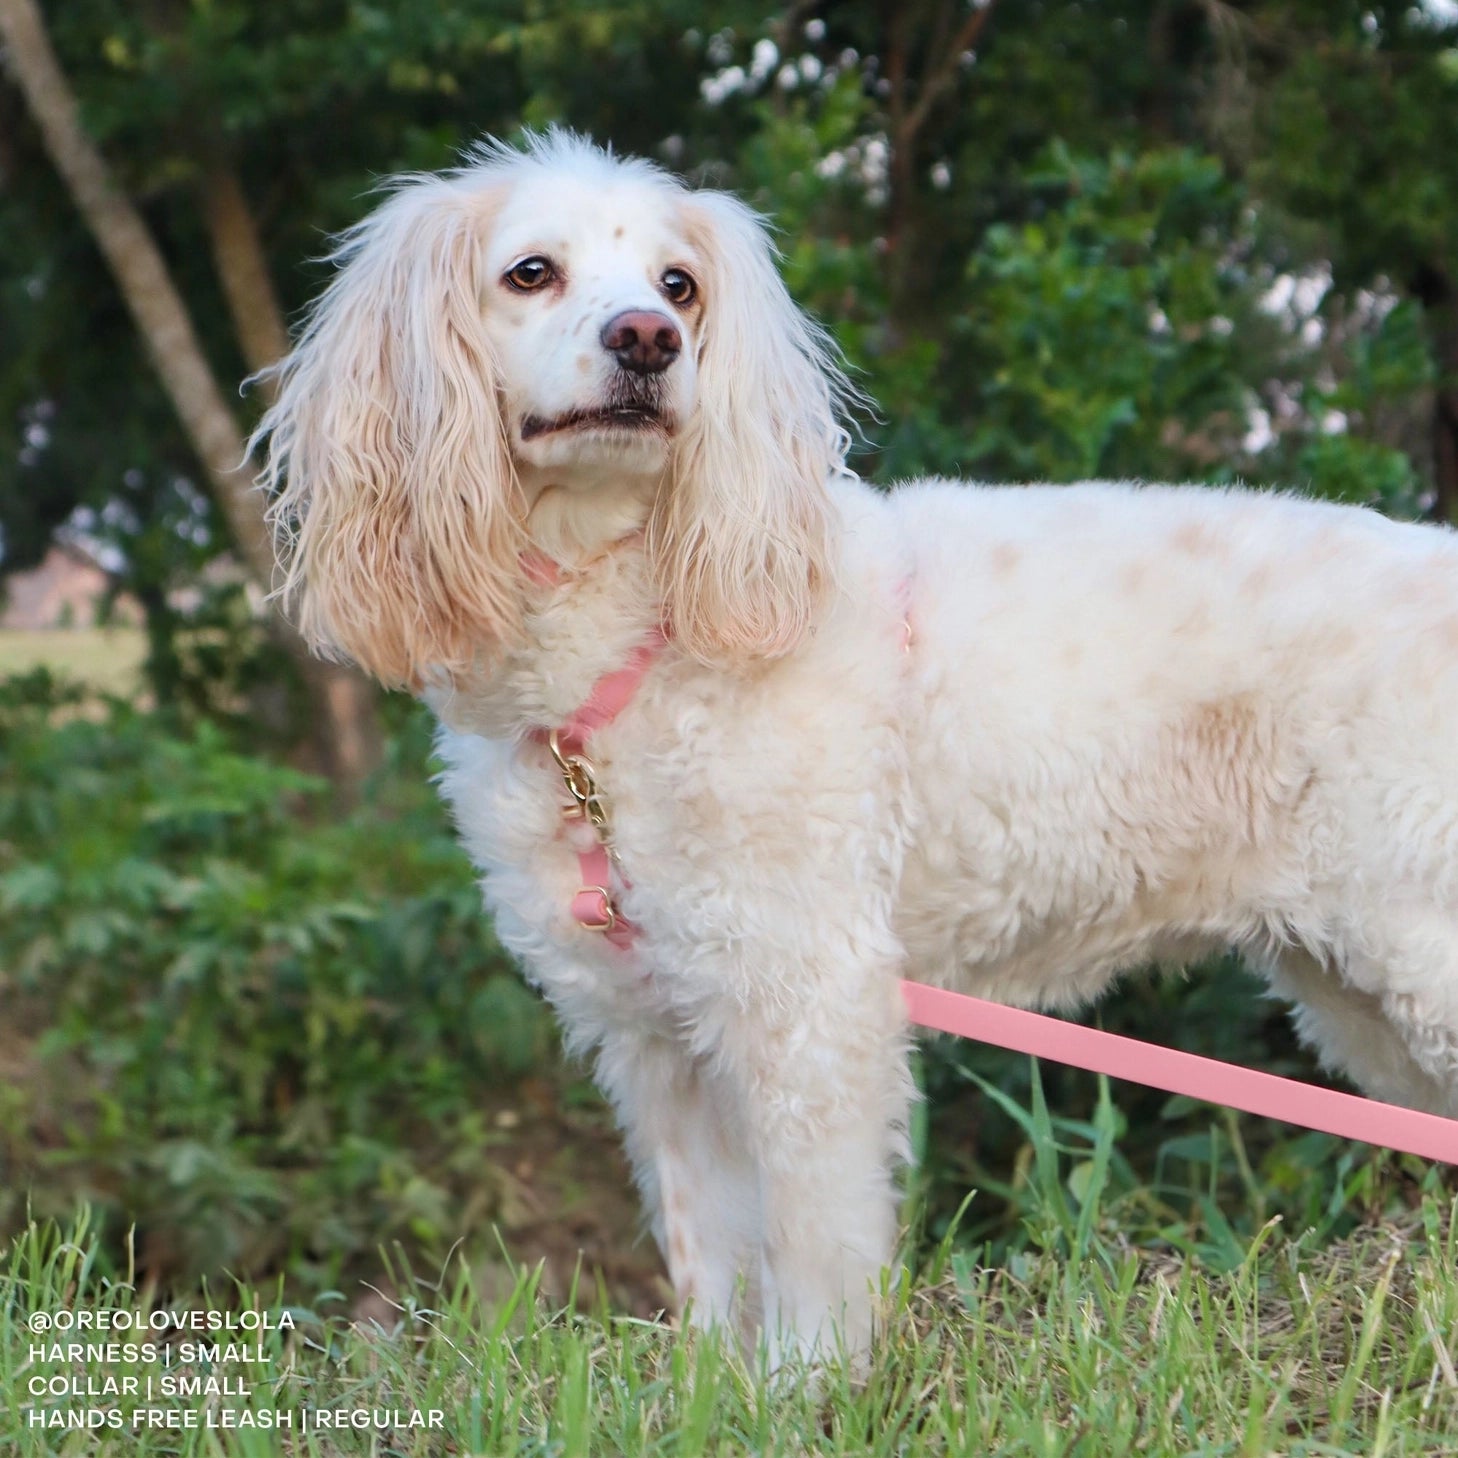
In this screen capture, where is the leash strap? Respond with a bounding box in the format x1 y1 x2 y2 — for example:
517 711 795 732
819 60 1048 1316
901 979 1458 1163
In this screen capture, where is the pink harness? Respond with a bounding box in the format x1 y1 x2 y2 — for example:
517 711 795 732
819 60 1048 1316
528 561 1458 1163
523 542 667 949
529 629 666 950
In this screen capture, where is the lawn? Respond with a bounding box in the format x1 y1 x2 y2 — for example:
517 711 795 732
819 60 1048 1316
0 629 147 699
6 1191 1458 1456
5 653 1458 1454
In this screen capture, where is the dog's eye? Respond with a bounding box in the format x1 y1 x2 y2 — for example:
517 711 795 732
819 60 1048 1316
660 268 697 307
504 256 555 292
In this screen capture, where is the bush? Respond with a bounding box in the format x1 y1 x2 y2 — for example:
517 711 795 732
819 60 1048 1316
0 672 548 1289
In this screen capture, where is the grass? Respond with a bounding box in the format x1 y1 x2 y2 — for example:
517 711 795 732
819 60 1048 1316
5 1205 1458 1455
0 629 147 698
7 1190 1458 1454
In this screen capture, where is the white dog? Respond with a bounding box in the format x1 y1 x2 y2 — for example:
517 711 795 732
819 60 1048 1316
255 130 1458 1364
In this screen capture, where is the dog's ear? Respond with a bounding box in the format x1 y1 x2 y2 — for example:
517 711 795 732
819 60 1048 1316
253 177 521 690
653 191 850 663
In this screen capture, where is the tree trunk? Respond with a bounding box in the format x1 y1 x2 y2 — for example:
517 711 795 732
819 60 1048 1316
880 0 999 318
0 0 380 791
201 162 383 784
200 166 293 389
1433 305 1458 527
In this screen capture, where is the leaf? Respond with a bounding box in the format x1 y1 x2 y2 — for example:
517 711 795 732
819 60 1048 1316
0 862 62 911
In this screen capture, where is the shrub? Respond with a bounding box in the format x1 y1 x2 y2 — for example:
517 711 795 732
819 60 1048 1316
0 672 548 1288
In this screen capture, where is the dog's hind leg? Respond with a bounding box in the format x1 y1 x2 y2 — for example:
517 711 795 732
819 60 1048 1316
1378 984 1458 1117
1262 947 1457 1116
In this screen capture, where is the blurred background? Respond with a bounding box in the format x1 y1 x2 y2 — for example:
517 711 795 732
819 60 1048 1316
2 0 1456 1316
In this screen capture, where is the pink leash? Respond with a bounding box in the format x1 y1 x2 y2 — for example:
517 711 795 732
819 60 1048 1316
901 979 1458 1163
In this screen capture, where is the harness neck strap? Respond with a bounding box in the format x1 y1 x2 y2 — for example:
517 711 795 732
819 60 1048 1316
550 629 669 757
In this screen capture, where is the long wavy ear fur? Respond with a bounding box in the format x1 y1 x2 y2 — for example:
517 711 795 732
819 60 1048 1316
653 190 853 663
252 175 521 690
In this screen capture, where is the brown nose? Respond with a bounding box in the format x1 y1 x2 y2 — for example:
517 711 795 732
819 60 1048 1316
601 310 682 375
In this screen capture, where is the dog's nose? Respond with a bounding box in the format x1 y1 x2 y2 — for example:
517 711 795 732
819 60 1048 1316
600 310 681 375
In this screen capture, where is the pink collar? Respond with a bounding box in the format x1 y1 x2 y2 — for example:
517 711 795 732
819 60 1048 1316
520 548 565 589
520 528 646 592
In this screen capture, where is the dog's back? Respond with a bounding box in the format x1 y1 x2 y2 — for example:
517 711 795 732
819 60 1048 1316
886 479 1458 1114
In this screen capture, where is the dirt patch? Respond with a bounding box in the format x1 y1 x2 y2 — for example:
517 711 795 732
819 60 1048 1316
345 1077 671 1331
474 1078 671 1318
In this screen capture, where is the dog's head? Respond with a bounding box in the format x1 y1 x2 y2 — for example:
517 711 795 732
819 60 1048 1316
483 147 701 479
253 130 854 690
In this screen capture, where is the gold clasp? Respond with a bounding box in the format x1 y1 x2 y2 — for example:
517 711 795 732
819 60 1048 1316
548 731 625 936
548 730 599 818
548 731 615 842
583 793 611 834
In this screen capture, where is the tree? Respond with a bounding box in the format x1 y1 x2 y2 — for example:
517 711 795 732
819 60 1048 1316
1217 0 1458 518
3 0 1447 739
691 0 1438 510
0 0 737 772
0 0 380 787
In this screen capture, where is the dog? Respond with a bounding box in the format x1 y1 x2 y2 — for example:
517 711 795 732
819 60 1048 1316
254 129 1458 1365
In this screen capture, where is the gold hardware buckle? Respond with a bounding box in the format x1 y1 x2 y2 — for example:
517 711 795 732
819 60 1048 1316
548 730 596 794
548 731 613 839
577 886 619 932
549 731 623 935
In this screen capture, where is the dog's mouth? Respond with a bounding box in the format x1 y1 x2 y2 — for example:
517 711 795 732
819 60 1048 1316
520 403 672 442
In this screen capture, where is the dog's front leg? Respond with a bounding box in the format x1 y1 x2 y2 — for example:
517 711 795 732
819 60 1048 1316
594 1030 764 1339
705 957 914 1370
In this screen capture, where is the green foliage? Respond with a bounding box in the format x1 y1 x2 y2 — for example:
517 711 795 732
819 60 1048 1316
1244 2 1458 291
1290 297 1436 511
920 1045 1447 1278
712 47 1433 497
6 0 1451 691
0 675 545 1287
955 145 1262 483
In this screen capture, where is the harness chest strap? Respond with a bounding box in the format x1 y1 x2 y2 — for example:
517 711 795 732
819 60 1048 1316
529 628 668 949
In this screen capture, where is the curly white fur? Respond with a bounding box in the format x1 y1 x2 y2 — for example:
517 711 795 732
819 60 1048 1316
254 130 1458 1367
